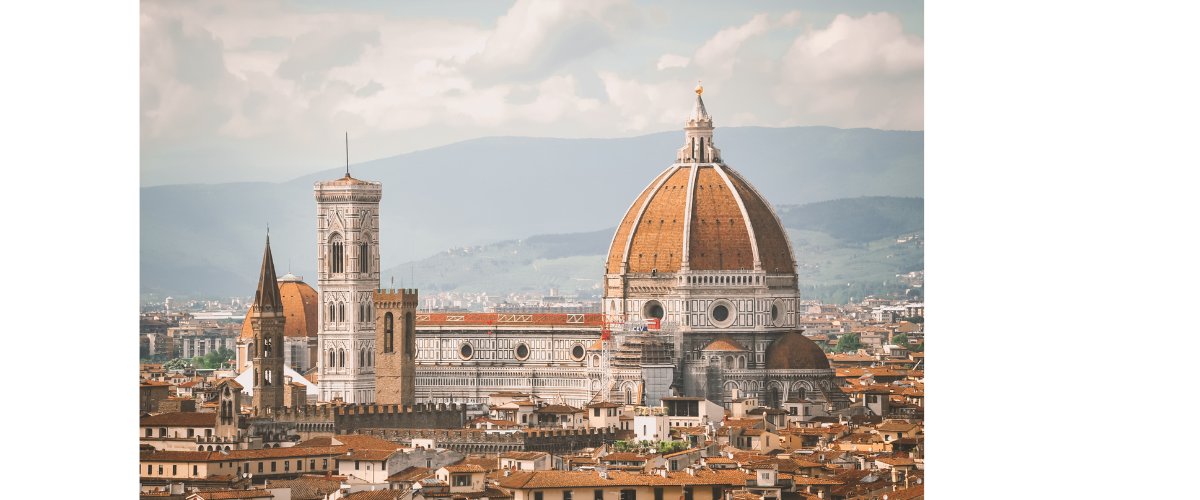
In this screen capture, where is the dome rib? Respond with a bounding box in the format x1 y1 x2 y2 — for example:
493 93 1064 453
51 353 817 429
606 168 673 274
679 162 701 270
723 167 797 273
712 164 762 271
618 165 680 272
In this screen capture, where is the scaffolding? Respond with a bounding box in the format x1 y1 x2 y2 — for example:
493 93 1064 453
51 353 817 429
595 318 681 404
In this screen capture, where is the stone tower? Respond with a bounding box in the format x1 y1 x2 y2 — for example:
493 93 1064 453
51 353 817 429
314 173 382 404
215 378 243 441
251 235 286 410
373 288 418 406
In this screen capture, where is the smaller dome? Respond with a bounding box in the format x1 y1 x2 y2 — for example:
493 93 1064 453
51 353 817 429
702 333 747 352
240 279 319 339
765 330 830 370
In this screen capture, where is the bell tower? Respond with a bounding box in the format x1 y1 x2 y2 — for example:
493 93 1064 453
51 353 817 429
250 235 286 410
373 288 418 406
314 171 383 404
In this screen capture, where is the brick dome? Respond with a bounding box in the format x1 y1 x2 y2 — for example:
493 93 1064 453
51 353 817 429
605 163 795 274
765 330 830 370
240 273 319 339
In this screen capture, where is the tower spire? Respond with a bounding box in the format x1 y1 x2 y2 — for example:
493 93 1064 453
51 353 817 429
345 131 350 178
253 232 283 314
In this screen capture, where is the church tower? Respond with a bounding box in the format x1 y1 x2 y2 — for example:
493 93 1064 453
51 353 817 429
373 288 418 406
250 235 286 410
314 172 382 404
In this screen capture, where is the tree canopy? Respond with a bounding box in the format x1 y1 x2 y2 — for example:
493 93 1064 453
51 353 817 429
834 333 863 353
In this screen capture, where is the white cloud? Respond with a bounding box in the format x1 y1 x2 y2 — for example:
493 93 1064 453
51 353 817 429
139 1 922 185
657 54 691 70
775 12 924 130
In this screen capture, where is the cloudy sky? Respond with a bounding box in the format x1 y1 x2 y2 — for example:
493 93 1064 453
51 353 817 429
140 0 923 186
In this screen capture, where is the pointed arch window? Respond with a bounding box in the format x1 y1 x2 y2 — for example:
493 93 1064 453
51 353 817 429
338 349 345 368
360 239 370 274
330 235 344 273
384 313 394 353
338 303 345 323
328 350 335 369
359 349 365 367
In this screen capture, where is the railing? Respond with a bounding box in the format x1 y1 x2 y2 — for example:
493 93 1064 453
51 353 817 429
416 313 619 326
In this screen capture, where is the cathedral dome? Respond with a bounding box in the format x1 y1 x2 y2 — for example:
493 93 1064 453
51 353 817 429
604 159 795 274
765 330 830 370
240 277 319 339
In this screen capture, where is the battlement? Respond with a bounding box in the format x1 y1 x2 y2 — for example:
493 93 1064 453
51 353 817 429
256 402 465 432
374 289 419 308
350 426 620 454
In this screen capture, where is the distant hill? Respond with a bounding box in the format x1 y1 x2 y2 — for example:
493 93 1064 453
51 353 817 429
141 126 922 299
776 196 923 243
375 197 923 302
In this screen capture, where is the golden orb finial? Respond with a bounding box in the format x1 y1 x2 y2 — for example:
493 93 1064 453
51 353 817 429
695 78 703 95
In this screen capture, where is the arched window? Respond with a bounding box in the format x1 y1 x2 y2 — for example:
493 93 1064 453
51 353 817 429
738 356 746 369
367 350 373 366
329 303 335 323
330 235 344 273
338 349 345 368
359 349 365 367
328 350 335 369
338 303 344 323
384 312 394 353
360 240 370 273
404 312 414 355
724 356 733 369
359 303 364 322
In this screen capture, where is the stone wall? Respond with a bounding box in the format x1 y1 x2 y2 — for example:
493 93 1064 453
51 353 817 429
350 426 621 455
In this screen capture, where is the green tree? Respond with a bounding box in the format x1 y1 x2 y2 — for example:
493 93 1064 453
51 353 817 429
162 358 189 370
834 333 863 353
902 316 924 324
890 333 909 346
909 341 924 353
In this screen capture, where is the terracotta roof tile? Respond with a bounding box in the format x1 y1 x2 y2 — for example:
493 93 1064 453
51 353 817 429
140 412 216 427
702 334 748 352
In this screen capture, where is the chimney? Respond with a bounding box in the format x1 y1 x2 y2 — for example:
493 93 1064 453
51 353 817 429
659 469 669 478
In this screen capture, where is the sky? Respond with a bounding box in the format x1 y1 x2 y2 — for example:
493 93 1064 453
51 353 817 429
140 0 924 186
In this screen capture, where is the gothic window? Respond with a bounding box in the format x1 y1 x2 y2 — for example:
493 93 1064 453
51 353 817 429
328 350 335 368
384 312 394 353
360 241 370 273
359 303 364 322
338 349 345 368
338 303 345 323
329 303 335 323
359 349 365 367
331 235 344 273
404 312 414 355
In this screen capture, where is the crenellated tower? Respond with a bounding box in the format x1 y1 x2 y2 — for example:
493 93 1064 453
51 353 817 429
373 288 418 406
315 173 383 404
250 235 286 410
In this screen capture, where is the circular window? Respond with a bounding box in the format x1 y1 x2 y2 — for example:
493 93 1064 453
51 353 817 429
571 345 585 361
643 300 664 320
771 298 787 327
459 343 473 360
708 299 736 328
515 343 530 361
